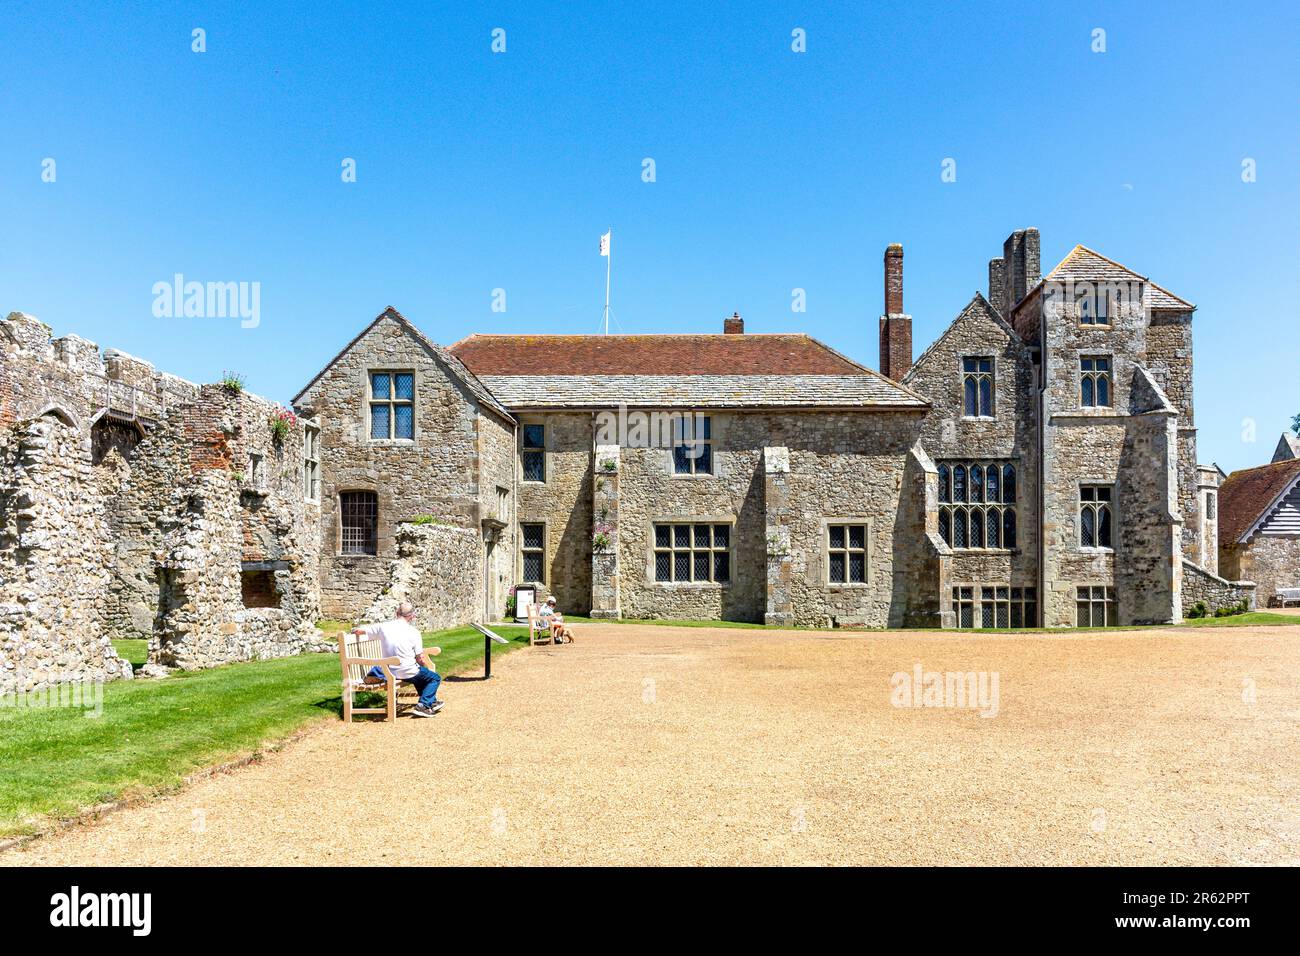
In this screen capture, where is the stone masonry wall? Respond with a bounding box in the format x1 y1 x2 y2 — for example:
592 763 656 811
1181 560 1256 614
1221 536 1300 607
362 522 481 631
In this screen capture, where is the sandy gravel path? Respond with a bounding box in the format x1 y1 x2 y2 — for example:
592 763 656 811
4 622 1298 866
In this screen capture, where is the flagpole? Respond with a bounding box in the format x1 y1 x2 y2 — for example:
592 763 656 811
603 227 612 335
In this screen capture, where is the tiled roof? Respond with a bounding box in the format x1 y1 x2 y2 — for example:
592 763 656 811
1042 246 1195 310
477 374 929 409
448 334 868 376
1218 458 1300 544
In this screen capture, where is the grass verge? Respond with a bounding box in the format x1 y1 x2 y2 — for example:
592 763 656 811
0 623 527 838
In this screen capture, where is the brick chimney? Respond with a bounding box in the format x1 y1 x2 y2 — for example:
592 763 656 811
723 311 744 334
878 244 912 380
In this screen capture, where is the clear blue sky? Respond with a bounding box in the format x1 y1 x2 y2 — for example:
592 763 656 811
2 1 1296 472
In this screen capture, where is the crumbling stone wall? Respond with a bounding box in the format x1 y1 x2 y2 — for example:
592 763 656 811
1181 560 1256 614
361 522 481 631
1221 536 1300 607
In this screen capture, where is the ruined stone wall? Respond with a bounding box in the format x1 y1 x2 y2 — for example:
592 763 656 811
1181 560 1256 613
294 313 502 618
362 522 481 631
516 412 593 615
1221 536 1300 607
903 298 1041 621
0 417 131 694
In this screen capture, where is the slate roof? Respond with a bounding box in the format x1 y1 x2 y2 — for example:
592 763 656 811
1218 458 1300 544
1041 246 1195 310
477 374 929 409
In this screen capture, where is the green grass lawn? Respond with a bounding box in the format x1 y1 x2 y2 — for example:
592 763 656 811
0 623 528 838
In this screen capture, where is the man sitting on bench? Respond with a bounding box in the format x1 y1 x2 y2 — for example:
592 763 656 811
353 602 444 718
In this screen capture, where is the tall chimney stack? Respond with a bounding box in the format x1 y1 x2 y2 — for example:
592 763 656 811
878 244 913 381
1001 227 1041 310
723 311 744 334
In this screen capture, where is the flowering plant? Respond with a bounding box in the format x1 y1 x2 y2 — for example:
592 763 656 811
269 406 297 442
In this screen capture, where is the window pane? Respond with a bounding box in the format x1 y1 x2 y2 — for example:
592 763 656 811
1082 486 1096 501
981 603 994 628
1010 604 1023 628
1003 465 1016 503
1003 509 1017 549
1097 358 1111 372
970 508 984 548
960 604 973 628
694 524 710 547
523 554 543 582
522 450 544 482
1099 505 1112 548
713 551 730 583
1025 603 1037 626
674 526 690 548
1077 602 1090 626
673 445 692 474
986 465 999 502
970 466 984 503
848 525 865 550
963 358 977 372
1081 506 1095 547
674 553 690 581
829 553 845 583
953 466 967 502
1082 377 1094 407
523 424 544 448
979 377 992 416
938 464 951 503
655 525 670 548
370 404 390 439
1106 600 1117 627
713 524 729 549
693 552 710 581
986 511 1001 548
393 404 414 439
953 509 968 548
828 525 845 549
371 373 391 398
394 373 414 400
939 509 951 546
699 416 711 439
695 442 712 474
849 552 865 583
522 524 544 549
979 359 992 373
997 604 1009 628
1097 375 1110 407
964 378 977 416
655 552 671 582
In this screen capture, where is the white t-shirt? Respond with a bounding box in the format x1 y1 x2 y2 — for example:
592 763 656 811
366 618 425 679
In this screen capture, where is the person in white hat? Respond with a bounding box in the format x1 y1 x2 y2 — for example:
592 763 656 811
538 595 573 644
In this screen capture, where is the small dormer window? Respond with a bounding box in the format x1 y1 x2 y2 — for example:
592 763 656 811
1078 286 1111 326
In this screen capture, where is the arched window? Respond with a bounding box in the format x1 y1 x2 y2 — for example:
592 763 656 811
970 466 984 503
938 461 1019 551
1003 464 1017 503
938 464 951 503
953 465 967 503
1003 509 1017 550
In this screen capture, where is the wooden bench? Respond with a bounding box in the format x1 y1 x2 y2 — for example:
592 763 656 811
338 631 431 723
527 605 554 646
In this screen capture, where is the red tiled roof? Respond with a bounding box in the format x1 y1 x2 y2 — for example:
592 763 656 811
447 334 869 377
1218 458 1300 544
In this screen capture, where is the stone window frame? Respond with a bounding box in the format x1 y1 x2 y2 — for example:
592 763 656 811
247 451 264 491
338 488 380 557
1078 483 1115 551
519 520 546 584
520 420 546 484
302 420 321 502
366 368 416 443
951 584 1039 629
1075 284 1114 328
937 460 1019 552
820 516 875 590
959 354 996 420
1076 585 1117 627
647 516 733 588
669 413 714 477
1079 353 1115 409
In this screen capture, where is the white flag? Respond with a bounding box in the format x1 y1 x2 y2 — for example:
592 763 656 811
599 231 610 257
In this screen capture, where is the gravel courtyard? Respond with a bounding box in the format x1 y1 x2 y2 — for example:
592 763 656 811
5 621 1298 866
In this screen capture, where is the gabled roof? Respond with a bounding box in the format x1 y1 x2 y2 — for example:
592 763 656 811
902 292 1028 387
1272 432 1299 463
1040 245 1195 310
1218 458 1300 544
448 333 869 376
292 307 514 423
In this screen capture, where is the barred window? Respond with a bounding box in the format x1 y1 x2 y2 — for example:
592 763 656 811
521 523 545 582
1080 485 1114 549
672 415 712 475
1076 586 1116 627
303 423 320 501
653 522 730 583
340 491 378 555
1080 357 1112 407
370 371 415 439
522 423 545 482
826 523 868 584
962 357 994 417
952 585 1038 629
938 461 1017 550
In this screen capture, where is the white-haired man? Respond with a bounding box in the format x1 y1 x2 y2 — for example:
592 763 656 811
353 602 443 718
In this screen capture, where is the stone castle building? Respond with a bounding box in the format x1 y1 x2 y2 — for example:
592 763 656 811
1 227 1275 691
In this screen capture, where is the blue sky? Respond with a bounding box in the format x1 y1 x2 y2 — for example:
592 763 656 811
1 0 1296 471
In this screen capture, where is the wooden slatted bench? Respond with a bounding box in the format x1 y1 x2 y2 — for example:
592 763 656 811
339 631 422 723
